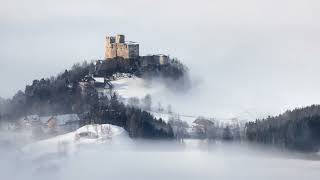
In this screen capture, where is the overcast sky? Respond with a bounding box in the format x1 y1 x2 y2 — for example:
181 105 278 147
1 0 320 119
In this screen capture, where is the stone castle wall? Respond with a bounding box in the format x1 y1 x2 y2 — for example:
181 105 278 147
104 34 168 70
140 55 169 67
105 35 139 59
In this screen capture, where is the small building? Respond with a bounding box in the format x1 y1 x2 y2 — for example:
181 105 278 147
140 54 169 67
40 114 81 134
80 75 113 89
155 54 169 65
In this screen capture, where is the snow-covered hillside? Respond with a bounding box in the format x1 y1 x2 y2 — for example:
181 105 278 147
110 75 251 125
111 76 198 123
22 124 131 158
111 76 166 99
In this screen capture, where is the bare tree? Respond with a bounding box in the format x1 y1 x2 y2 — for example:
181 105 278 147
193 117 216 140
141 94 152 111
94 124 99 137
102 125 113 140
57 141 69 156
167 104 173 114
157 102 164 112
127 97 140 108
168 117 189 142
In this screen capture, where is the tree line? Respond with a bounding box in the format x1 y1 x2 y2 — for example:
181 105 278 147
245 105 320 152
168 116 242 141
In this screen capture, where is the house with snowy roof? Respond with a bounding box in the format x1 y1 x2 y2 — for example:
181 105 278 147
80 75 113 89
40 114 81 135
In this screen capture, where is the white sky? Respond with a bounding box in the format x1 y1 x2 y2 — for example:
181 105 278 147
1 0 320 119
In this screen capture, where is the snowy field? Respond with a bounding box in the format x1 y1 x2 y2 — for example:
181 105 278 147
21 124 132 159
1 124 320 180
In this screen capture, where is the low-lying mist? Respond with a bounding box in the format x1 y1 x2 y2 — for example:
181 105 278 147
130 74 257 122
1 135 320 180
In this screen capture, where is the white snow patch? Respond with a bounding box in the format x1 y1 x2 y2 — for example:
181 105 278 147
93 77 105 83
22 124 131 158
111 76 166 99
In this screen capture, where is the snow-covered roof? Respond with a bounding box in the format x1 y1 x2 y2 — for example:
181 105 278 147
40 114 80 126
93 77 105 83
39 116 51 124
154 54 168 57
82 75 95 82
126 41 138 45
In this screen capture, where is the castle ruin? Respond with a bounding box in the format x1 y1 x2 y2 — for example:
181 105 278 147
105 34 139 59
97 34 170 76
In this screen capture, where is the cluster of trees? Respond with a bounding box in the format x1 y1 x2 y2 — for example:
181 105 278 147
0 61 95 120
168 116 242 141
140 58 190 92
246 105 320 152
168 118 189 140
0 97 5 120
86 93 173 139
127 95 173 114
140 58 188 80
0 61 174 139
127 95 152 111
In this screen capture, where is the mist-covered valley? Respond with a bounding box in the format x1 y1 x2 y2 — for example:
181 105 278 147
2 0 320 179
1 63 320 179
1 129 320 180
1 66 320 180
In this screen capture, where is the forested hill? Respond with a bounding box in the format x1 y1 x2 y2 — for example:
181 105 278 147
246 105 320 152
0 59 190 139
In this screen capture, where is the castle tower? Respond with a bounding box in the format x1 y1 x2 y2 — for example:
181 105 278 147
106 36 115 44
104 34 139 59
116 34 125 43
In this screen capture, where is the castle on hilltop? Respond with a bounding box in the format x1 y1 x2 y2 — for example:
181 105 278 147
105 34 139 59
95 34 170 77
104 34 168 65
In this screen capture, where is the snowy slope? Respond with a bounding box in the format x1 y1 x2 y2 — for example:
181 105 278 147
111 76 166 99
22 124 131 158
111 76 249 124
112 77 196 123
111 76 200 125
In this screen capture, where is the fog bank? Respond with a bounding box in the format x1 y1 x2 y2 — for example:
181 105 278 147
1 138 320 180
